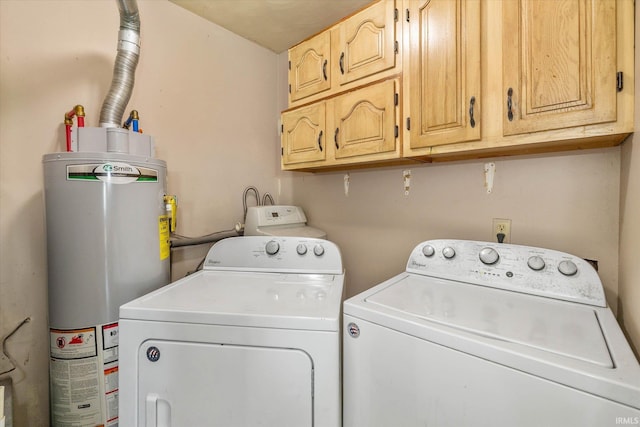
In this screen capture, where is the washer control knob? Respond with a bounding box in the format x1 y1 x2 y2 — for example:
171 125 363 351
422 245 435 257
558 260 578 276
265 240 280 256
442 247 456 259
527 255 545 271
296 244 307 255
479 247 499 265
313 244 325 257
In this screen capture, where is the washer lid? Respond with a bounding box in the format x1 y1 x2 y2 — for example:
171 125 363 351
365 275 613 368
120 270 343 331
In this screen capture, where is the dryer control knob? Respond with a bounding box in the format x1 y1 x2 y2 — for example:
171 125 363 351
265 240 280 256
558 260 578 276
313 244 325 257
422 245 435 257
442 246 456 259
479 247 499 265
296 244 307 255
527 255 545 271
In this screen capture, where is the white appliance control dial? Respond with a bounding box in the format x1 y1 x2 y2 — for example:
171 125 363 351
204 237 343 275
422 245 435 257
527 255 545 271
265 240 280 256
314 244 325 257
442 247 456 259
405 239 606 307
479 247 499 265
558 260 578 276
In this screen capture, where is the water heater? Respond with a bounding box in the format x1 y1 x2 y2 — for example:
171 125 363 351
44 127 170 426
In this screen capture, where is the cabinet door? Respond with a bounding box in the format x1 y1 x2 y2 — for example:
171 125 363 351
281 103 327 166
289 31 331 102
502 0 616 136
406 0 481 150
333 79 398 160
335 0 397 86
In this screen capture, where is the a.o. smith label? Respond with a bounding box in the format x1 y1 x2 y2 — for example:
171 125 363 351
67 162 158 184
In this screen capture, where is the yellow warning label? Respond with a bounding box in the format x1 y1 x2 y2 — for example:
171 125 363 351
159 215 170 260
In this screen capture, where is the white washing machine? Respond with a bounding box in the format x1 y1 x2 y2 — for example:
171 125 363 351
244 205 327 239
343 239 640 427
119 236 344 427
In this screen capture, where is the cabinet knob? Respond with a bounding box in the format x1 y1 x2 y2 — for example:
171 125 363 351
507 88 514 121
469 96 476 128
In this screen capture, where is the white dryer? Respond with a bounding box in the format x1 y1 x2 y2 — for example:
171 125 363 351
343 239 640 427
119 236 344 427
244 205 327 239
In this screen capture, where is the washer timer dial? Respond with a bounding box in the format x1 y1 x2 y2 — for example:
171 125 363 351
265 240 280 255
479 247 499 265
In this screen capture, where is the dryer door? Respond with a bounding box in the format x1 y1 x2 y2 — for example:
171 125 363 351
138 340 313 427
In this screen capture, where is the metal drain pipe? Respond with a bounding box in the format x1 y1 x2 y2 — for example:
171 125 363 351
99 0 141 128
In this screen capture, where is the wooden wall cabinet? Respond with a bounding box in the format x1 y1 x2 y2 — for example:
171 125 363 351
416 0 634 161
289 31 332 103
283 0 633 171
282 79 401 171
288 0 401 108
403 0 481 158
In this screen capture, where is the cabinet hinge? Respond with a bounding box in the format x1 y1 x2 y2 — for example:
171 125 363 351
288 60 291 70
281 147 283 156
394 8 399 21
394 41 399 54
281 124 284 133
617 71 624 92
406 117 410 130
406 9 410 22
394 93 399 106
288 84 291 94
395 125 399 138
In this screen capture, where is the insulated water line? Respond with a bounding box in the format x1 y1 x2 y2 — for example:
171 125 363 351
99 0 141 128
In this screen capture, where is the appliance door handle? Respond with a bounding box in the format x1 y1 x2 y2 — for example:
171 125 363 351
146 393 158 427
146 393 171 427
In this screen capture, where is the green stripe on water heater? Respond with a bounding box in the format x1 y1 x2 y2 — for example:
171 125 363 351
66 163 158 183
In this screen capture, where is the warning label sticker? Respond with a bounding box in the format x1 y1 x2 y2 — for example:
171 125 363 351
158 214 170 260
50 323 120 426
50 327 97 360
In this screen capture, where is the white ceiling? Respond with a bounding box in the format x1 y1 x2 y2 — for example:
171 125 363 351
169 0 373 53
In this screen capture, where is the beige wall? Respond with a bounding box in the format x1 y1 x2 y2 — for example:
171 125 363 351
618 2 640 359
287 150 622 303
0 1 288 424
1 1 638 425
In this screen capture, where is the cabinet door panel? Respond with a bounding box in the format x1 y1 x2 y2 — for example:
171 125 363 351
502 0 616 135
337 0 396 86
407 0 481 149
334 79 397 159
289 32 331 102
282 103 326 165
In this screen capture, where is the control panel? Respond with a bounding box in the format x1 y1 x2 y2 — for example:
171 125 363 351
204 236 342 275
406 240 606 307
245 205 307 228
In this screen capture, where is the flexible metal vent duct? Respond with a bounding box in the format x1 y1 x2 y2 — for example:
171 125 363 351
100 0 141 128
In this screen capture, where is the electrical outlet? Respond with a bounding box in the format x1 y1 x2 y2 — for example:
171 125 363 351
492 218 511 243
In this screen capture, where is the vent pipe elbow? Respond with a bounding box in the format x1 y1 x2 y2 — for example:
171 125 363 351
100 0 140 128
